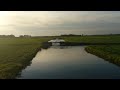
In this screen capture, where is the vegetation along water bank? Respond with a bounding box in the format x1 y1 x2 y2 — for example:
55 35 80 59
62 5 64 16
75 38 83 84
85 45 120 66
0 37 52 79
0 34 120 79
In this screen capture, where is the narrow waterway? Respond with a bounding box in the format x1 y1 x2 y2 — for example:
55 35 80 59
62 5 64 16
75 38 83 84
18 46 120 79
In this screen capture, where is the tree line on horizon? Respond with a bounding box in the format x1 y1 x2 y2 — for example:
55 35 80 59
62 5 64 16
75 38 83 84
0 34 15 38
60 34 120 36
0 34 120 38
0 35 31 38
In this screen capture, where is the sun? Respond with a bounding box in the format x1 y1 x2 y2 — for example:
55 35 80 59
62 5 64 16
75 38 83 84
0 11 9 16
0 11 10 25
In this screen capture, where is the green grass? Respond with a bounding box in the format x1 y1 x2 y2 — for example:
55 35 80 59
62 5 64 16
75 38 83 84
63 35 120 66
0 37 52 79
85 45 120 66
0 35 120 79
62 35 120 44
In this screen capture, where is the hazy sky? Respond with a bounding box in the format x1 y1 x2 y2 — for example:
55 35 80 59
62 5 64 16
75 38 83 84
0 11 120 36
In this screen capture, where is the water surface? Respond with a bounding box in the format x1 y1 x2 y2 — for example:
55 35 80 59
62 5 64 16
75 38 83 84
18 46 120 79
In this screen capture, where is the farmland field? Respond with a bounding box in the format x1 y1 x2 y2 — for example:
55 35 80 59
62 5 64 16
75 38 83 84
0 35 120 79
85 45 120 66
0 37 51 79
62 35 120 44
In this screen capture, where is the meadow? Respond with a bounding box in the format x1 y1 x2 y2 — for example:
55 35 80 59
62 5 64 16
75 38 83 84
62 35 120 44
0 35 120 79
0 37 52 79
63 35 120 66
85 45 120 66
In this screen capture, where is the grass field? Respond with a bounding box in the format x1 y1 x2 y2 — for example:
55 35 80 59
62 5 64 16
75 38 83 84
0 35 120 79
63 35 120 67
85 45 120 66
0 37 52 79
62 35 120 44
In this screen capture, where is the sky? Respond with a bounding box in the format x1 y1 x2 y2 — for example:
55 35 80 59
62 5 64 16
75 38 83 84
0 11 120 36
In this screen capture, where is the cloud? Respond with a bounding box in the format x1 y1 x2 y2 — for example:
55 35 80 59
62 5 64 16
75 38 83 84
0 11 120 36
1 11 120 27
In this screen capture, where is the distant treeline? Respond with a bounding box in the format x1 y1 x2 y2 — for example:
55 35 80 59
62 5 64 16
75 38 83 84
19 35 31 38
0 35 32 38
61 34 84 36
0 34 120 38
61 34 120 36
0 35 15 38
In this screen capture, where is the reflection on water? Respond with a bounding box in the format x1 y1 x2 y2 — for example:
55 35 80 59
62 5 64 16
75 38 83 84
50 46 70 49
18 46 120 79
16 60 32 79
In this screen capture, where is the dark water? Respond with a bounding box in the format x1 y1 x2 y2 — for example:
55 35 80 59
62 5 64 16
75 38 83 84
18 46 120 79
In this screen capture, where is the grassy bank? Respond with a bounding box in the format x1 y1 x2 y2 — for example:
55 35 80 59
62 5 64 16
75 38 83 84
85 45 120 66
1 35 120 79
0 37 51 79
62 35 120 44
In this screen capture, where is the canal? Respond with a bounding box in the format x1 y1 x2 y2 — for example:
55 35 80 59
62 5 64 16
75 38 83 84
18 46 120 79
